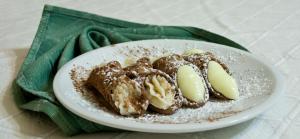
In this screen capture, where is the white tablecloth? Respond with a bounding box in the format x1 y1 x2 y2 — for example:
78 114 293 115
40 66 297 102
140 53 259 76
1 0 299 138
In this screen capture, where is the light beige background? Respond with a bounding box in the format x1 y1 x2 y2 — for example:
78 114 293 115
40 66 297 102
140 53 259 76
0 0 299 138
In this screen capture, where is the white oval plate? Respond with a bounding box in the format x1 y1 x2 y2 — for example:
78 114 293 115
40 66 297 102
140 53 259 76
53 39 284 133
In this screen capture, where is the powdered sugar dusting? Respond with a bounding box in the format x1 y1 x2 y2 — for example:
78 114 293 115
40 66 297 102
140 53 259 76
69 43 274 124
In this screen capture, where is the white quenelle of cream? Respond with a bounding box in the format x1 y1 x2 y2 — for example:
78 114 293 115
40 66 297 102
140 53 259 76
177 65 205 103
208 61 239 99
183 48 204 55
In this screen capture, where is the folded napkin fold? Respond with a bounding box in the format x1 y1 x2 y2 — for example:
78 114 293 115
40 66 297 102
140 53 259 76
13 5 248 135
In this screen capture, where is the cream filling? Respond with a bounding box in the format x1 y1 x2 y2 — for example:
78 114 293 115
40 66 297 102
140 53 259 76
183 48 204 56
145 75 175 110
124 57 136 66
177 65 205 103
112 82 140 115
208 61 239 99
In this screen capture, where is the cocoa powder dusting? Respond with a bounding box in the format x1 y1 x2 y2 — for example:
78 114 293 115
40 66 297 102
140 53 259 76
68 45 273 124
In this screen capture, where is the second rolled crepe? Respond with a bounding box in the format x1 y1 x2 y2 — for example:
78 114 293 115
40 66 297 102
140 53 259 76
153 54 209 108
124 58 182 115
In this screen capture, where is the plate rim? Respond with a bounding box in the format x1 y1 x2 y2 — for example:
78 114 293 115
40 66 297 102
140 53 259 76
53 39 285 133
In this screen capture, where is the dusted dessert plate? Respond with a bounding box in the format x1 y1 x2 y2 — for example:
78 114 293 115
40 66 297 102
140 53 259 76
53 39 284 133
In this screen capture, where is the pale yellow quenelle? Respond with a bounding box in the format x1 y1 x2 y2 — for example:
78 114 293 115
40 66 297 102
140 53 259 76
183 48 204 56
177 65 206 102
208 61 239 99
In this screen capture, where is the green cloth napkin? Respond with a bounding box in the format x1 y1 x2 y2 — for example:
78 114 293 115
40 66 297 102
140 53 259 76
13 5 248 136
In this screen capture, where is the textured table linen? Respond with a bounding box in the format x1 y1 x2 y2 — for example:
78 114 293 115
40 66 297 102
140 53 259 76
0 0 299 138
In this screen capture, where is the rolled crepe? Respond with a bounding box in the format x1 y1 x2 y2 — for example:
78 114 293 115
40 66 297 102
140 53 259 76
184 52 239 100
87 61 149 116
124 58 182 115
153 54 209 108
